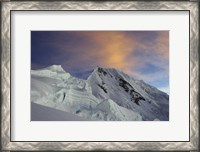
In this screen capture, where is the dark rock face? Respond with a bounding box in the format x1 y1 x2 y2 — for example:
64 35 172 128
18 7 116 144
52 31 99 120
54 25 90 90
119 78 132 92
97 67 113 78
97 84 107 93
97 67 107 76
119 78 145 105
97 67 146 105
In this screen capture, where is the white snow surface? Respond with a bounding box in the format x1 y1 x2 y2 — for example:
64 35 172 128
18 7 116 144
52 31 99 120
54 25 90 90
31 65 169 121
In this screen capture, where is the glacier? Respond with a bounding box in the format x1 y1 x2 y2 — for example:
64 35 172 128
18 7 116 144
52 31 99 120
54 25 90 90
31 65 169 121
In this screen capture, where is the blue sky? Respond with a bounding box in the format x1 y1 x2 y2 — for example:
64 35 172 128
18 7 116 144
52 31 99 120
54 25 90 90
31 31 169 93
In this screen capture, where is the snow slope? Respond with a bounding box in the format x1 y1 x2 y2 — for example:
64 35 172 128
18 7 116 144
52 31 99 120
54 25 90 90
31 102 88 121
87 67 169 121
31 65 169 121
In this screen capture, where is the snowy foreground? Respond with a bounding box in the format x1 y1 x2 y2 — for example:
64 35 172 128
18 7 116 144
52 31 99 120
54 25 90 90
31 65 169 121
31 102 87 121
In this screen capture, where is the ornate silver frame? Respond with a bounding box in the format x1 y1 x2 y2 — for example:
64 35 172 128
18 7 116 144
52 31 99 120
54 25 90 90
1 1 199 151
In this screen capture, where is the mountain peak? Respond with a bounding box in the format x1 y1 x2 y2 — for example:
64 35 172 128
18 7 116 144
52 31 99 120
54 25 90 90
94 66 104 70
46 65 66 73
94 66 116 73
92 66 134 81
32 65 71 80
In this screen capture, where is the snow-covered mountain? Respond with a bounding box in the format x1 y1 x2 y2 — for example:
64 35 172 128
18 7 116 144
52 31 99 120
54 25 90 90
31 65 169 121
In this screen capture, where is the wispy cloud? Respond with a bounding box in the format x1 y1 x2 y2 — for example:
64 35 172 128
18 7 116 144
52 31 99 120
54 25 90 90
81 32 136 73
31 31 169 93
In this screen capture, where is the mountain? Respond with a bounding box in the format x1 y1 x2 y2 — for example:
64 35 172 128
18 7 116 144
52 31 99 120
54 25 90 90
31 65 169 121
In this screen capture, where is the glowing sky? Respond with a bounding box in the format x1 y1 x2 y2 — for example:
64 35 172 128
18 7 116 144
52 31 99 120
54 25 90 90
31 31 169 93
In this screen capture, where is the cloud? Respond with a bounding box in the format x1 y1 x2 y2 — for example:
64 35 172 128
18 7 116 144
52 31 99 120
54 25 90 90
131 31 169 59
156 32 169 59
81 32 136 74
31 31 169 90
125 32 169 83
77 32 169 89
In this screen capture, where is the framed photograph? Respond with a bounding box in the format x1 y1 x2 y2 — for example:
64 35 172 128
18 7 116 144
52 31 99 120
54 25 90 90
1 1 199 151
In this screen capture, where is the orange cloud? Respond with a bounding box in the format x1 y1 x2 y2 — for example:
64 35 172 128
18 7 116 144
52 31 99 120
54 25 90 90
54 31 168 80
82 32 136 75
135 31 169 60
32 31 169 91
156 32 169 59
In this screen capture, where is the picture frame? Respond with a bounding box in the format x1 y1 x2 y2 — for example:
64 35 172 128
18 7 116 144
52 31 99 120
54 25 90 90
1 1 199 151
